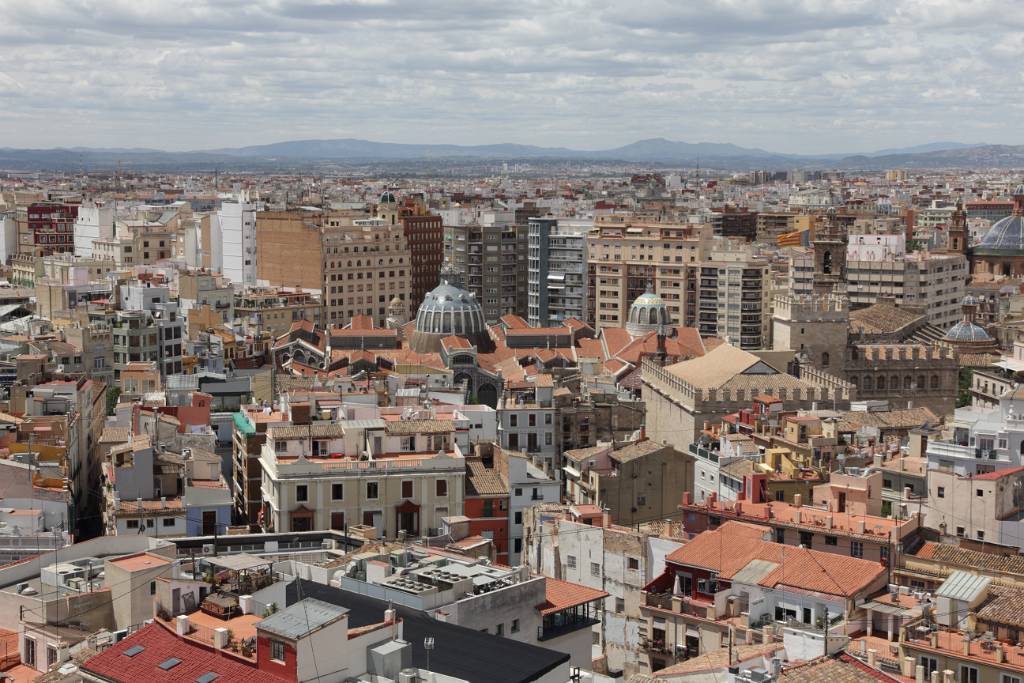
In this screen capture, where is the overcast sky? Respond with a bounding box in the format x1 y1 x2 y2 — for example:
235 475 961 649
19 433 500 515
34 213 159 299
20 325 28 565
0 0 1020 154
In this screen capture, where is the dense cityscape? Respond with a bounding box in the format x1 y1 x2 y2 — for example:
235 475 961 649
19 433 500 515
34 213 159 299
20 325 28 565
6 0 1024 681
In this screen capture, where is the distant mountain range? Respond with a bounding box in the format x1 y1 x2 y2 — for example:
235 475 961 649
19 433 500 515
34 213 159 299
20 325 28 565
2 137 1020 172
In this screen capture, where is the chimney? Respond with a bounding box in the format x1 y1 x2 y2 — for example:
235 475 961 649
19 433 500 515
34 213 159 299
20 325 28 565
856 519 866 534
900 657 914 677
962 636 970 656
213 627 229 650
996 643 1006 663
867 649 877 669
873 453 884 467
385 608 397 625
793 493 802 507
930 671 940 683
943 671 954 683
682 492 692 506
734 501 743 516
825 516 833 529
762 624 773 643
915 664 925 683
794 509 801 524
930 631 938 648
770 657 782 678
638 425 646 442
175 614 190 636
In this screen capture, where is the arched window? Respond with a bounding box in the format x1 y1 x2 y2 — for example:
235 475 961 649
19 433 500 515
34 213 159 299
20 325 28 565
904 376 913 390
863 376 873 391
917 374 925 389
822 250 833 275
821 351 830 367
850 376 859 388
877 376 886 391
851 347 858 361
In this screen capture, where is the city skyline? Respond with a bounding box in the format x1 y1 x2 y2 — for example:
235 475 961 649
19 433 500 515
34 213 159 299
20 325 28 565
1 0 1020 154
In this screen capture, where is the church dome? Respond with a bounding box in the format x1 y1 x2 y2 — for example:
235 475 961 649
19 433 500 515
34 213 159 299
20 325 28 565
379 191 398 205
625 289 672 337
975 185 1024 255
943 320 992 343
409 265 490 353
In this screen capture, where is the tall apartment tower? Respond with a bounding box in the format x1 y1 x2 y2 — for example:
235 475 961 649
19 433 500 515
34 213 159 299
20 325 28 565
73 203 115 258
696 243 771 350
527 218 587 327
586 217 713 330
444 223 528 323
219 197 257 289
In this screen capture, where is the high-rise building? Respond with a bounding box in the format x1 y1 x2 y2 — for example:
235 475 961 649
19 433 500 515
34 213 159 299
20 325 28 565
527 218 587 327
398 211 444 314
696 243 772 349
218 198 257 289
256 209 410 329
444 223 528 323
586 217 714 330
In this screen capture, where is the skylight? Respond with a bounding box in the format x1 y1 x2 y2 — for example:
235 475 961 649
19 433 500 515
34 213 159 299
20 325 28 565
196 673 219 683
123 645 145 657
158 657 182 670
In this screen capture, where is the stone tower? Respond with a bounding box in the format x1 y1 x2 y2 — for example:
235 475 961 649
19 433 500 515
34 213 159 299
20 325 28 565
812 208 847 296
947 200 968 255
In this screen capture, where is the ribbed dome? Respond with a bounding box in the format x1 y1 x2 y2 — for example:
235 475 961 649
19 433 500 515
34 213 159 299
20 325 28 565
626 289 672 337
379 191 397 205
944 320 992 343
408 266 490 353
975 215 1024 254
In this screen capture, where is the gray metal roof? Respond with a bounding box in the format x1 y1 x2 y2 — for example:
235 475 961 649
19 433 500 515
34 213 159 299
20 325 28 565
731 559 779 585
257 598 349 639
935 570 991 602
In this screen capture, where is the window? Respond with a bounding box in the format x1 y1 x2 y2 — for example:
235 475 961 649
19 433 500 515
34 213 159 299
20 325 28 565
919 656 938 676
495 623 504 636
511 618 520 633
47 645 58 668
24 638 35 668
567 555 577 568
850 541 864 558
956 526 966 537
774 490 785 502
977 488 984 497
332 483 343 500
880 546 890 562
1002 675 1023 683
978 531 985 541
296 485 308 502
590 562 601 577
436 480 448 497
126 519 139 529
937 486 945 498
401 480 413 498
159 658 181 671
514 538 522 553
366 482 379 499
615 598 625 613
800 531 813 547
960 665 979 683
514 511 522 525
271 640 285 662
514 487 522 497
150 581 156 595
509 415 518 427
628 557 640 571
162 518 175 527
824 535 837 546
775 528 785 544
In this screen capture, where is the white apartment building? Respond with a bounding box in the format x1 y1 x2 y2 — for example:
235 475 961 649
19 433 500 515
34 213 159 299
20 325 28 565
73 203 115 258
218 198 257 289
259 419 466 539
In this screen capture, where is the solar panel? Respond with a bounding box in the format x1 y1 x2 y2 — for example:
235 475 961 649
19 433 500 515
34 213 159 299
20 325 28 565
196 673 219 683
123 645 145 657
158 657 182 670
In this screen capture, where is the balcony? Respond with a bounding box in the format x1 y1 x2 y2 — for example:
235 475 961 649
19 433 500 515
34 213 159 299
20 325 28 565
643 591 717 619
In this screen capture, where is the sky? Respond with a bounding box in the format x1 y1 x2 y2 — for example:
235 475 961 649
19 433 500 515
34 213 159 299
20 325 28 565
0 0 1021 155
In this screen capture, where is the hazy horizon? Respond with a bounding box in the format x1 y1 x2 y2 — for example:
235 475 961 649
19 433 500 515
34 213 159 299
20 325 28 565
1 0 1020 154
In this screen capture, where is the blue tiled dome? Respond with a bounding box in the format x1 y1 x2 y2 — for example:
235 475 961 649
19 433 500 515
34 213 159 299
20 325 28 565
943 320 991 343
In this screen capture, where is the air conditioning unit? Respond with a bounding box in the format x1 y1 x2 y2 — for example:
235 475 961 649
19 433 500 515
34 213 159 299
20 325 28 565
202 543 214 554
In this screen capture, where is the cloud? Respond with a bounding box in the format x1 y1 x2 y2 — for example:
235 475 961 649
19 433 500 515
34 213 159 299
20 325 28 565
0 0 1018 153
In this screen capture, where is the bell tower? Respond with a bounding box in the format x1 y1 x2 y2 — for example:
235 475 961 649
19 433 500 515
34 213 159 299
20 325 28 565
947 200 968 255
813 208 847 295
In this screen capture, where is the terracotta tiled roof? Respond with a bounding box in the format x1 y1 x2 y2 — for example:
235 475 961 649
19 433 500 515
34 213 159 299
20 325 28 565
80 621 288 683
466 459 508 497
652 642 783 678
779 653 900 682
915 541 1024 576
536 578 608 616
665 522 885 598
